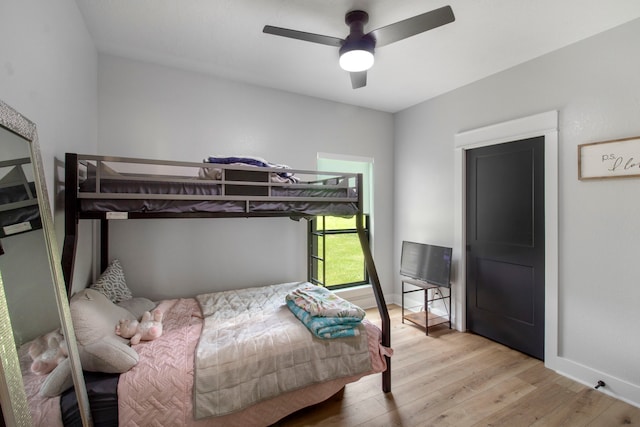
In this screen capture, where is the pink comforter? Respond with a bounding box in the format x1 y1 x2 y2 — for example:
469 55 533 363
20 345 62 427
119 297 389 426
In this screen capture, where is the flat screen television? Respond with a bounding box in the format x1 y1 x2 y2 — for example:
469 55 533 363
400 241 452 287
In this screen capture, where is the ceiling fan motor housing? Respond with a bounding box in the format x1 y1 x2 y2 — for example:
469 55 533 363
343 10 375 47
339 34 375 56
340 10 375 64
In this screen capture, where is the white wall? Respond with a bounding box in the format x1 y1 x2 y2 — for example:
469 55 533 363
0 0 98 340
394 18 640 406
97 55 394 301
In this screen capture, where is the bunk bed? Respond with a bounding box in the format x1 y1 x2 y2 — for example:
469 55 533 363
58 153 391 426
0 157 41 239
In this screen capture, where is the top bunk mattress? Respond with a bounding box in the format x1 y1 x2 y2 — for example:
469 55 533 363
78 177 357 216
71 154 360 217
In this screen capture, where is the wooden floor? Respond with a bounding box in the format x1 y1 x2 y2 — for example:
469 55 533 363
276 305 640 427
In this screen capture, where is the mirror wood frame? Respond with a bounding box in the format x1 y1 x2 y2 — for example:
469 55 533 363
0 99 92 426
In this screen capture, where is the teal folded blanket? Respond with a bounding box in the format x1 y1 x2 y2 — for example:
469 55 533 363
285 283 366 320
286 299 361 339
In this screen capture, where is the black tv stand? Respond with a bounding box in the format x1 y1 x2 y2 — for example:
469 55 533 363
401 277 451 335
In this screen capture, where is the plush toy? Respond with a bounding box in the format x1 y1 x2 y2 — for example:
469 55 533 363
28 329 68 375
115 308 163 345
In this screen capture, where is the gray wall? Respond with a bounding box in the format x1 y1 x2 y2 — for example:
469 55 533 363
3 0 639 408
0 0 98 341
395 18 640 406
97 54 394 301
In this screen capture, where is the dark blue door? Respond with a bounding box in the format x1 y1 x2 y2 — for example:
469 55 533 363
466 136 545 360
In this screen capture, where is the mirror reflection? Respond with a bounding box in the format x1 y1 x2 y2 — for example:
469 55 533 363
0 128 60 345
0 125 70 426
0 102 91 427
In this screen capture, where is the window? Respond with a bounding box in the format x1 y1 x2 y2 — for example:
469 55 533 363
308 154 373 289
308 215 369 290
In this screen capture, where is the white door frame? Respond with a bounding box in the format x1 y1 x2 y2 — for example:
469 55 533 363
453 110 559 366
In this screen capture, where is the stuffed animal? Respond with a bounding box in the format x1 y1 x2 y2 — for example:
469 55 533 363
28 329 68 375
115 308 163 345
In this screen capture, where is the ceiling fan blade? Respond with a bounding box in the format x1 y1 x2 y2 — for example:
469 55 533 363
350 71 367 89
369 5 455 48
263 25 344 47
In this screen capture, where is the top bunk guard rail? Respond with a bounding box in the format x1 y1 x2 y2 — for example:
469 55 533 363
62 152 391 392
73 154 358 204
74 154 355 182
1 157 42 237
0 157 37 210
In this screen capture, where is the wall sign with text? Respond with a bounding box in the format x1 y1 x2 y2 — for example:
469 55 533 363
578 136 640 180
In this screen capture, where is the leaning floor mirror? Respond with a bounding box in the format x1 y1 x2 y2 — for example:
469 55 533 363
0 99 91 426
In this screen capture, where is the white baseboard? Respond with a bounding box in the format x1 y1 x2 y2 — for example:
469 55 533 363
334 285 376 310
548 356 640 409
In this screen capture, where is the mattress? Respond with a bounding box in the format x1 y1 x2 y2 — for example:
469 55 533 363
21 287 388 426
119 296 389 426
19 343 64 427
194 282 372 419
78 177 358 216
0 205 41 234
0 182 41 237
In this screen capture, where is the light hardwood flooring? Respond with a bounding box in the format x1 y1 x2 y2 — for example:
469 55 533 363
277 304 640 427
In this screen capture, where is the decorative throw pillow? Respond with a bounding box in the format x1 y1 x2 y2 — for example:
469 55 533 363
90 259 133 303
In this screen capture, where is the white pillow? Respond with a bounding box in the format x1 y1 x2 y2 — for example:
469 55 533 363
70 288 139 373
39 358 73 397
117 297 156 319
90 259 133 303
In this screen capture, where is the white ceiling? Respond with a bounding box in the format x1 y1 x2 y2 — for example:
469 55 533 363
75 0 640 113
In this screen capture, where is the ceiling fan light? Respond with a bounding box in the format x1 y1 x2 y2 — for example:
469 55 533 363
339 49 374 72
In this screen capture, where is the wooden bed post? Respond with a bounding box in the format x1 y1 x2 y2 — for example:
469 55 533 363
100 219 109 272
62 153 78 297
356 173 391 393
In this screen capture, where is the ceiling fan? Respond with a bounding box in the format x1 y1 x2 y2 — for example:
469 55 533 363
263 5 455 89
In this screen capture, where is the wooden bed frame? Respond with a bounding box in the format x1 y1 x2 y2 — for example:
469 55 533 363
61 152 391 393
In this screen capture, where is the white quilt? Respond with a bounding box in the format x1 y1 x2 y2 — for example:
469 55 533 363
194 282 372 419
